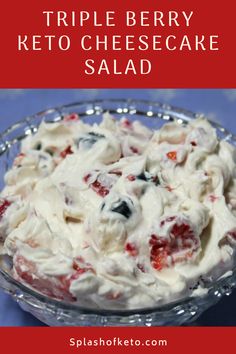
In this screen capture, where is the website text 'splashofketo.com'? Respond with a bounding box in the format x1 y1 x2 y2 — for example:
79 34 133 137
69 336 168 348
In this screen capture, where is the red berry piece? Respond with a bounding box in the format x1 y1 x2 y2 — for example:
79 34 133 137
70 258 94 281
219 230 236 247
209 195 218 203
0 199 11 219
60 145 73 158
83 174 91 183
13 153 26 166
72 260 84 271
190 141 197 146
121 118 132 128
17 153 26 158
166 151 177 161
127 174 136 181
14 254 95 301
152 175 159 184
227 231 236 241
106 291 121 300
149 234 168 247
91 180 110 197
64 113 79 122
166 216 176 222
160 216 176 227
74 255 85 263
125 242 138 257
70 266 89 279
150 248 169 271
130 146 139 154
149 216 199 271
14 254 74 301
84 172 116 197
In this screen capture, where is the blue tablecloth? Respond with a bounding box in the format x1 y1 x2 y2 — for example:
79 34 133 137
0 89 236 326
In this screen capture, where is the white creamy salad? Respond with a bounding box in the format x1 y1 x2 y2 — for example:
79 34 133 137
0 112 236 309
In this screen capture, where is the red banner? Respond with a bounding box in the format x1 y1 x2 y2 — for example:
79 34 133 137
0 327 235 354
0 0 235 87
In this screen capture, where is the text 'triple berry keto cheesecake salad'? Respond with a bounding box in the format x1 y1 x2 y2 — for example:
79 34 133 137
0 112 236 309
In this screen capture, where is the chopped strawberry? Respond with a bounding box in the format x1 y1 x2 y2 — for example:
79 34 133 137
167 216 176 222
64 113 79 122
14 253 94 302
227 231 236 241
13 153 26 166
71 257 94 277
14 254 74 301
125 242 138 257
91 180 110 197
149 217 199 271
151 248 169 271
60 145 73 158
121 118 132 128
209 195 218 203
106 291 122 300
83 174 91 183
70 266 89 279
149 234 158 246
18 153 25 157
130 146 139 154
149 234 168 247
160 216 176 227
127 174 136 181
84 172 116 197
0 199 11 219
166 151 177 161
190 141 197 146
152 175 159 184
74 255 85 263
219 230 236 247
72 260 82 271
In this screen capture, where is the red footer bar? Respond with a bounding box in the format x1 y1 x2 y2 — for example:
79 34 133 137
0 327 235 354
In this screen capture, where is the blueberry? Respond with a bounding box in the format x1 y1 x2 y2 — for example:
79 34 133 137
34 142 42 150
88 132 104 139
77 132 105 149
111 200 132 219
137 172 147 181
137 171 159 185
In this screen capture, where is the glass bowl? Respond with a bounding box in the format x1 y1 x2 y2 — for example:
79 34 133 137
0 99 236 326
